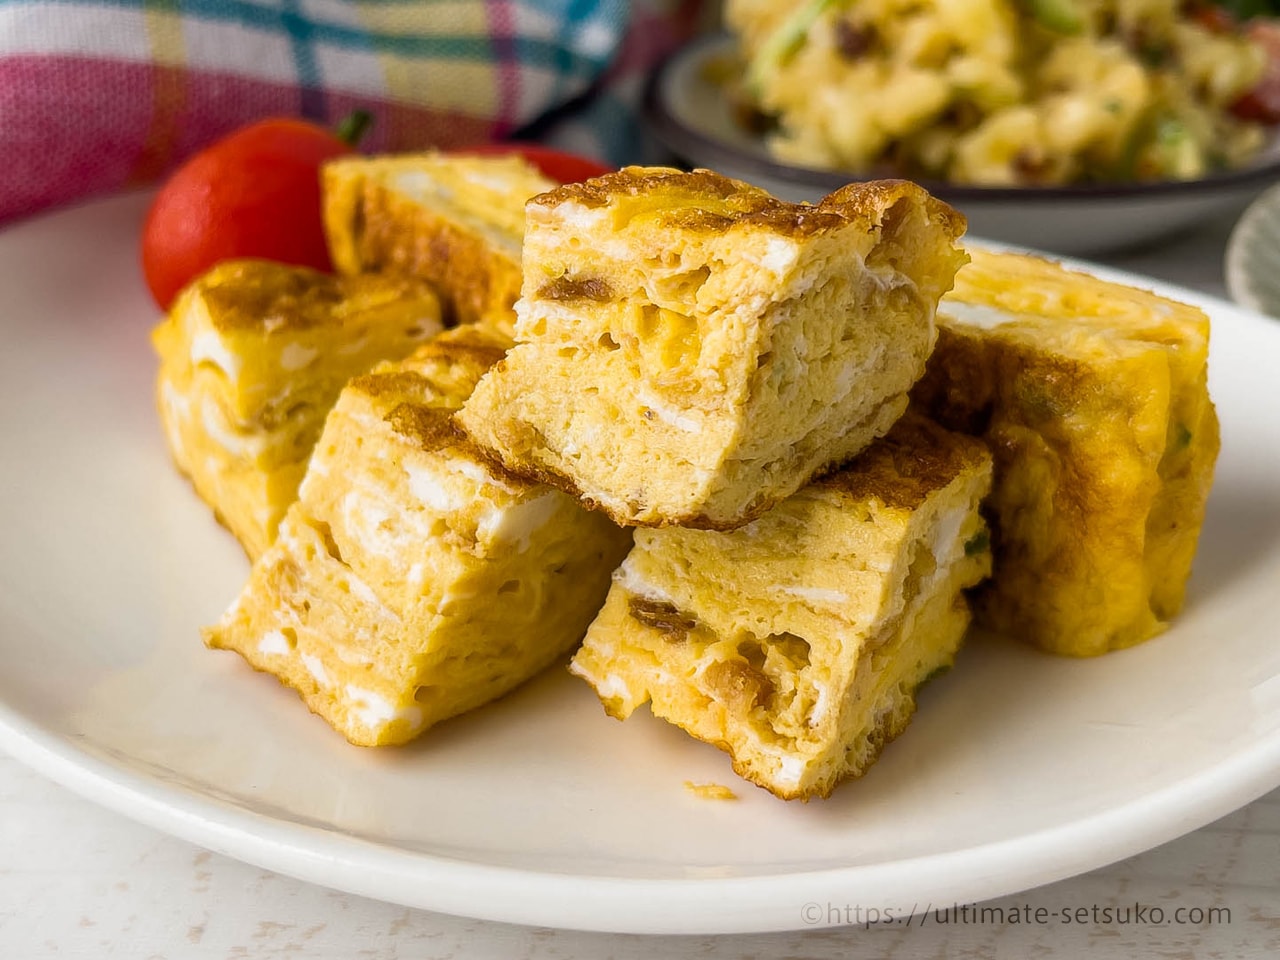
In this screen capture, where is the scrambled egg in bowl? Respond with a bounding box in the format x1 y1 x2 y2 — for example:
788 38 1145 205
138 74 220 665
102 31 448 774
728 0 1277 185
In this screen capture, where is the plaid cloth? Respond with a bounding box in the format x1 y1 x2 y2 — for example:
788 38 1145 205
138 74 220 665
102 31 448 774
0 0 698 224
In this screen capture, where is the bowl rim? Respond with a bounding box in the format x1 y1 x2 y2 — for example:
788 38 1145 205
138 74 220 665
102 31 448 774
642 31 1280 204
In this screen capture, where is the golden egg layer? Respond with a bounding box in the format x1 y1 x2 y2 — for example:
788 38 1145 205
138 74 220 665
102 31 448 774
570 415 993 800
152 259 444 558
204 326 633 746
457 167 969 530
323 152 557 334
911 248 1220 656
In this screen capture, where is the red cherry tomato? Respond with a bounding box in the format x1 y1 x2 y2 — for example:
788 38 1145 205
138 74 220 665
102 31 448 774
141 118 357 310
1233 20 1280 124
451 142 613 184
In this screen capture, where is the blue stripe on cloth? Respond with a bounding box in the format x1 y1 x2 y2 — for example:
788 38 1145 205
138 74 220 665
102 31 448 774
483 0 519 132
0 0 619 67
551 0 607 101
0 0 622 73
522 0 625 22
280 0 326 119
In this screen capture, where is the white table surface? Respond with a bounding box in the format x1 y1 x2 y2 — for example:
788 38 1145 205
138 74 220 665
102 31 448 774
3 214 1278 958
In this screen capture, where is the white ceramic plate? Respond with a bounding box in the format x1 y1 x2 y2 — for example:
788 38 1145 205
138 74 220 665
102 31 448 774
1226 180 1280 318
3 194 1280 936
644 33 1280 256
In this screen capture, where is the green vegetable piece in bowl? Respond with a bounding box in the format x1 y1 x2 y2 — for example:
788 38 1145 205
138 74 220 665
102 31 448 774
1024 0 1084 34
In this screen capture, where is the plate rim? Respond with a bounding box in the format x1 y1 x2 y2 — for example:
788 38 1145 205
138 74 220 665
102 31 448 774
2 194 1280 935
1225 180 1280 317
643 32 1280 204
4 685 1278 935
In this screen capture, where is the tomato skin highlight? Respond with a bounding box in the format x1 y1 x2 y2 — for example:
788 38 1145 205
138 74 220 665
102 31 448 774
141 118 355 310
450 142 613 183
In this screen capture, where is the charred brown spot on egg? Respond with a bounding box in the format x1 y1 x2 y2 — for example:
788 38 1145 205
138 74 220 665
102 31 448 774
538 276 615 302
382 401 464 452
627 596 697 641
702 658 775 711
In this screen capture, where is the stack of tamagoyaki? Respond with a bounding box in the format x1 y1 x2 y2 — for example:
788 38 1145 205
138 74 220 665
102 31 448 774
151 154 1219 800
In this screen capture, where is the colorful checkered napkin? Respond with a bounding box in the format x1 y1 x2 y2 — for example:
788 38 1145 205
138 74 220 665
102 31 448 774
0 0 695 224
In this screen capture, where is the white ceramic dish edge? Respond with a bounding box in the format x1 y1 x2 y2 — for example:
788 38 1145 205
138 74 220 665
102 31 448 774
1 196 1278 936
3 686 1278 936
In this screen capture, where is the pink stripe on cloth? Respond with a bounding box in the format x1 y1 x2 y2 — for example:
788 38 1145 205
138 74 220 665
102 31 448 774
167 80 505 156
0 58 510 226
484 0 521 136
0 56 314 224
325 93 500 152
0 56 157 224
162 74 311 158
